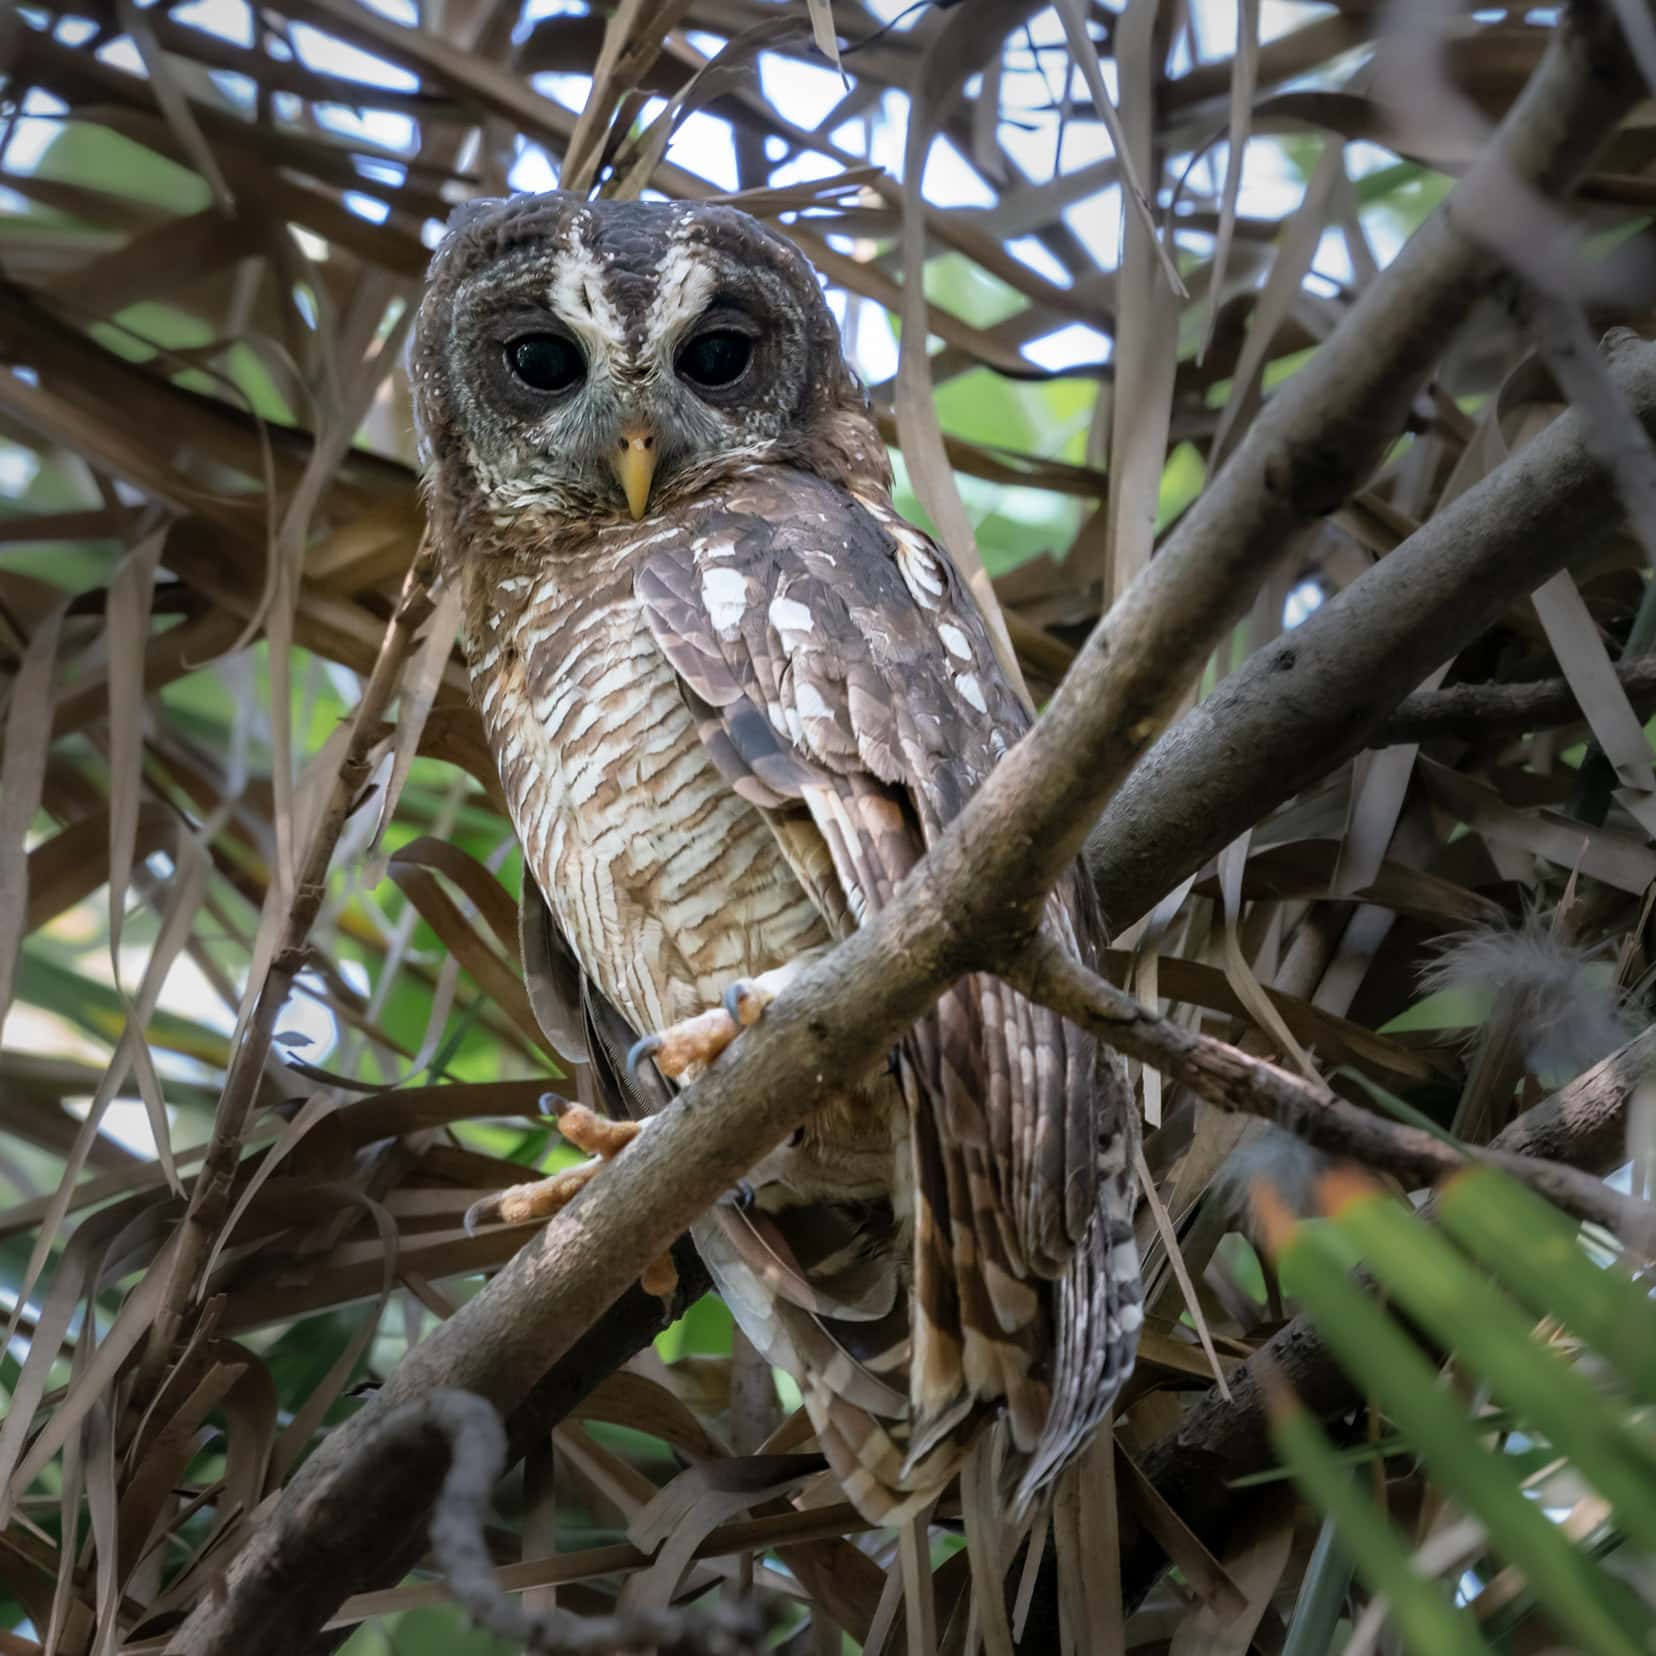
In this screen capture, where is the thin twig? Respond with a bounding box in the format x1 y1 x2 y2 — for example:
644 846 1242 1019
1010 933 1656 1256
1377 654 1656 746
137 543 441 1393
420 1391 763 1655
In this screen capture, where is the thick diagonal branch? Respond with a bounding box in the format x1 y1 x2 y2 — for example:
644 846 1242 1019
172 14 1644 1651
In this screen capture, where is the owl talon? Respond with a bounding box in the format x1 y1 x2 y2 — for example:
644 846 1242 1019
628 1005 740 1081
722 1179 757 1211
631 966 798 1084
626 1033 663 1077
722 976 777 1028
463 1103 653 1254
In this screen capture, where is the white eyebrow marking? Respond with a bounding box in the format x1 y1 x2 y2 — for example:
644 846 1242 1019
645 224 716 352
548 229 626 353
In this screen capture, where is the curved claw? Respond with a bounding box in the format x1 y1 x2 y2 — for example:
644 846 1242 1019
463 1192 501 1237
721 1179 757 1211
721 981 748 1025
627 1033 662 1077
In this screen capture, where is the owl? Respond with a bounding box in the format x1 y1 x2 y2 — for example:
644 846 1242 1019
409 192 1141 1522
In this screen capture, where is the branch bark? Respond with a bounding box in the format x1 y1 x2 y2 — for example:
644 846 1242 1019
173 13 1644 1650
1090 325 1656 926
1010 936 1656 1252
1375 653 1656 747
1119 1022 1656 1609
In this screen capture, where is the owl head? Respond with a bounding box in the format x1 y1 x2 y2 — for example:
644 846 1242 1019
410 192 880 552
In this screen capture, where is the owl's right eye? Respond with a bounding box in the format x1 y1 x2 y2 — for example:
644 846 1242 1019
505 333 585 394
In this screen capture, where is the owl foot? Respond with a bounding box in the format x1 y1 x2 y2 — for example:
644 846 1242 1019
626 962 801 1082
464 1101 677 1297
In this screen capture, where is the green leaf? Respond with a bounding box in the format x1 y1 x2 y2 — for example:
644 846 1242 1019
1437 1169 1656 1402
1327 1176 1656 1557
1267 1381 1492 1656
1273 1202 1652 1655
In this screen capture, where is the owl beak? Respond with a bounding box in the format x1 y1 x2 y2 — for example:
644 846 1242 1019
612 425 658 519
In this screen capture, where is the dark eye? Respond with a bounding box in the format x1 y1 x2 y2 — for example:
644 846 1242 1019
505 333 584 394
677 329 753 390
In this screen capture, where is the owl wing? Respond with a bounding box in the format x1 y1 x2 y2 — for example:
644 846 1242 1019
635 468 1138 1501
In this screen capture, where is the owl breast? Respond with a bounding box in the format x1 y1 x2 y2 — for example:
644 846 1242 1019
472 558 831 1042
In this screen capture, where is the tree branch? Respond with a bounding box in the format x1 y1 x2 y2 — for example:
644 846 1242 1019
172 13 1644 1650
1009 936 1656 1253
1092 325 1656 927
301 1261 706 1656
1375 654 1656 747
418 1391 762 1655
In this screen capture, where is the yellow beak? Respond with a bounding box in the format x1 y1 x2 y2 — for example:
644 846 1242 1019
612 426 658 519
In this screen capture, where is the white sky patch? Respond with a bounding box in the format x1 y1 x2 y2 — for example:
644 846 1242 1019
923 138 997 210
290 22 418 91
344 190 390 225
510 143 559 193
758 52 848 131
210 69 258 107
530 71 593 114
1023 322 1109 372
358 0 420 26
1312 225 1354 290
1284 579 1326 630
355 156 407 187
666 110 739 191
1005 235 1071 288
2 91 67 173
1064 187 1121 271
522 0 587 22
53 15 97 46
0 442 41 495
855 317 899 385
173 0 253 46
97 36 145 74
320 104 415 152
768 149 839 191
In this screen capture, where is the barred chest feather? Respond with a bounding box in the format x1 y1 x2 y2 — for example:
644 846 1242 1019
466 551 831 1041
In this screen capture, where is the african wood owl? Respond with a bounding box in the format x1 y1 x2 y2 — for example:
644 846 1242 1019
409 192 1141 1522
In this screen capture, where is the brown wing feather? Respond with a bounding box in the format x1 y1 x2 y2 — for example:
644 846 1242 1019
635 467 1139 1512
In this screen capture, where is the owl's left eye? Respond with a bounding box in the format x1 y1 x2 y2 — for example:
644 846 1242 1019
677 328 754 391
505 333 585 394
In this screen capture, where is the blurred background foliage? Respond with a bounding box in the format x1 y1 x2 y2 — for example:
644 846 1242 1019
2 1 1656 1652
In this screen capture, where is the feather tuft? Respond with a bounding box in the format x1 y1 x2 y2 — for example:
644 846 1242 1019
1420 922 1639 1087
